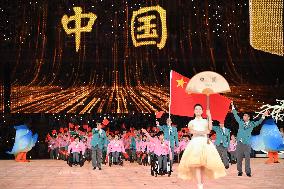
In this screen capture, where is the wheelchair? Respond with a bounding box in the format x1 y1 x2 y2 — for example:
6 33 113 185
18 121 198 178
129 148 136 163
150 154 172 177
67 151 85 167
138 152 150 166
228 151 237 164
84 148 92 163
108 152 123 167
176 150 184 163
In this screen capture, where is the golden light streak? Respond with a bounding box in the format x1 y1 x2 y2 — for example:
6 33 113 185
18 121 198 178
10 85 274 113
11 85 169 113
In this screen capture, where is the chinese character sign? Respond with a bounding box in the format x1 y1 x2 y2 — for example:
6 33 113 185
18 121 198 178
61 7 97 52
131 6 167 49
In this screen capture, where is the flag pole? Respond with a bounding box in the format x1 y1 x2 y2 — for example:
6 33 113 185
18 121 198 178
169 70 172 119
169 70 173 162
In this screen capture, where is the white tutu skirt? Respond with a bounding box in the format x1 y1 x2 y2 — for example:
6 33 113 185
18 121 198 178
178 136 226 180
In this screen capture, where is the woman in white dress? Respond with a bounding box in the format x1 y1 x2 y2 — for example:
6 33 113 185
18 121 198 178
178 104 226 189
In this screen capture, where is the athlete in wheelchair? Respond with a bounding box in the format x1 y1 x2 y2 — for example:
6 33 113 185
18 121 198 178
141 129 172 177
67 136 86 167
107 135 125 167
150 153 172 177
137 135 150 166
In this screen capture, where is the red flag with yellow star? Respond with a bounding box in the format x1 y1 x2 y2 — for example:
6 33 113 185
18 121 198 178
170 70 194 117
155 111 164 118
170 70 231 123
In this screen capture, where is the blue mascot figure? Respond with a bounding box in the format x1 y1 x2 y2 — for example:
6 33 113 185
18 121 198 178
250 119 284 164
6 125 38 162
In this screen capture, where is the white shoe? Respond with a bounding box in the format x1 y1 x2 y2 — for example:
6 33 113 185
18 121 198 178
197 184 203 189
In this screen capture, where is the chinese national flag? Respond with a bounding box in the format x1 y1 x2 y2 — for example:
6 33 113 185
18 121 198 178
52 129 57 135
59 127 64 133
170 70 194 117
170 70 231 123
83 124 89 130
155 111 164 118
68 123 74 129
102 118 110 126
74 125 80 131
46 134 51 141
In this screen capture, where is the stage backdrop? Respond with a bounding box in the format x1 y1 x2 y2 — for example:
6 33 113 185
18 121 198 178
0 0 283 113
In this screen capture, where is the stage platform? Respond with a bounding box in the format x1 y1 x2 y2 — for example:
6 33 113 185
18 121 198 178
0 158 283 189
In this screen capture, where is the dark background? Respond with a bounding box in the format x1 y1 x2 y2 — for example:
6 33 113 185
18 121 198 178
0 0 283 87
